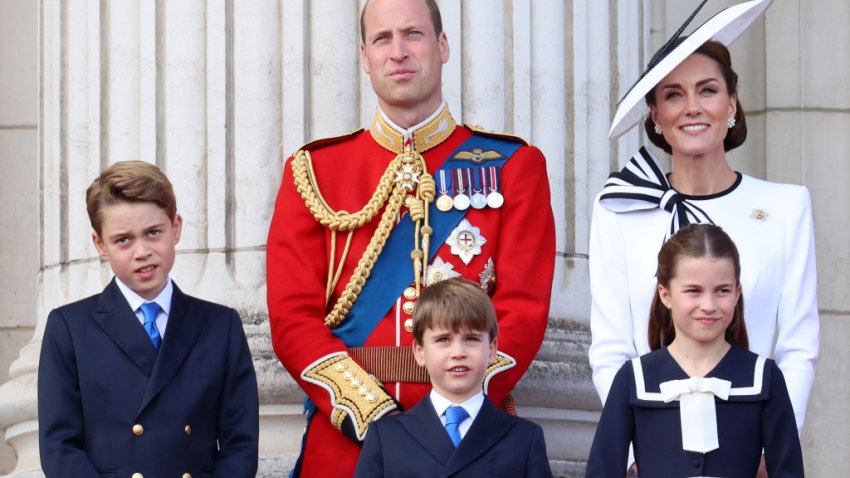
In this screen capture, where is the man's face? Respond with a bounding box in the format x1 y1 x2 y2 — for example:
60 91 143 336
360 0 449 125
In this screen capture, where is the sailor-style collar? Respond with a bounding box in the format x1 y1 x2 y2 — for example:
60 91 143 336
631 346 771 454
370 102 456 154
630 346 770 406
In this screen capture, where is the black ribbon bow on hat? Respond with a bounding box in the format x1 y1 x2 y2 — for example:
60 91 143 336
599 147 715 238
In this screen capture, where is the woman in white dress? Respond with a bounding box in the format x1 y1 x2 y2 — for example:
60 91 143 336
588 1 818 473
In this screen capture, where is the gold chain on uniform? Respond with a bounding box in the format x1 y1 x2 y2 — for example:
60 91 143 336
291 144 436 328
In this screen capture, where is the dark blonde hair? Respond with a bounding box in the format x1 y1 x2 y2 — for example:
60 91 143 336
648 224 748 350
645 40 748 154
86 161 177 235
413 278 497 345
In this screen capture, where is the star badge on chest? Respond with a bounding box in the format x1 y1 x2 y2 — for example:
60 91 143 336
425 256 461 286
446 219 487 265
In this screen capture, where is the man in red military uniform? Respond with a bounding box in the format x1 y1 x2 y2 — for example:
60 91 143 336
266 0 555 475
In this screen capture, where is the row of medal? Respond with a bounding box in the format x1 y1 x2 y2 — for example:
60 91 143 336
435 166 505 212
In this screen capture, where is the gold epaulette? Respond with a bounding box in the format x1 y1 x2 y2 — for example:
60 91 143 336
465 124 529 146
291 129 364 157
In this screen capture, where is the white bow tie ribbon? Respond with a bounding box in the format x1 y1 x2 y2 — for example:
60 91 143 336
659 376 732 453
599 147 715 238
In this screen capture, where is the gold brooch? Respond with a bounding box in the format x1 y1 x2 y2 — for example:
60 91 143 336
750 209 768 222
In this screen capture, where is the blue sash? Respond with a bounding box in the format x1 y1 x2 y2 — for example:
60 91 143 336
332 134 522 346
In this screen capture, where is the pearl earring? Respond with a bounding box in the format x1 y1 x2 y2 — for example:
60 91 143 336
654 123 663 135
727 116 736 129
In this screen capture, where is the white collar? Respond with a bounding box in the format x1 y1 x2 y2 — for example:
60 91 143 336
429 390 485 420
115 277 173 315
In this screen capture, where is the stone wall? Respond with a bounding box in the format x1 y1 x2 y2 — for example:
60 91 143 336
0 1 848 476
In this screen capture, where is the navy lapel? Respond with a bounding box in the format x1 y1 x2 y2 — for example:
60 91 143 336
137 283 203 414
92 279 158 376
399 399 456 466
439 398 516 478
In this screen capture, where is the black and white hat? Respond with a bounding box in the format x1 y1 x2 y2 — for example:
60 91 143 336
608 0 774 139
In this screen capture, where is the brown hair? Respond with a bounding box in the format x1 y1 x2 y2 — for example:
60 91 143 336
360 0 443 43
644 40 748 154
413 278 497 345
648 224 748 350
86 161 177 235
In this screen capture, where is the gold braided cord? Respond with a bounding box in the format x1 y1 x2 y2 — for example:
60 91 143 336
327 230 355 303
292 149 402 232
291 146 430 328
325 229 356 304
324 185 407 327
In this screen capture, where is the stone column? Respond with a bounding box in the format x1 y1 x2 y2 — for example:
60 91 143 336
764 1 850 474
0 0 39 474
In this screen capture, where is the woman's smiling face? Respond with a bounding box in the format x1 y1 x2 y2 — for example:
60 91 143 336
650 53 737 160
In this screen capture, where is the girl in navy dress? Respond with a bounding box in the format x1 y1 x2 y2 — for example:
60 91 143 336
585 224 804 477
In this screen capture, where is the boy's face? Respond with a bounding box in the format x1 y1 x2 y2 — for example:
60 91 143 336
413 325 496 403
92 201 182 300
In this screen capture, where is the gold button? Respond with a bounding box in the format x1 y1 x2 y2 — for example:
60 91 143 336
184 425 192 436
182 474 192 478
350 378 362 387
404 319 414 333
342 370 353 380
358 386 369 396
403 287 417 300
132 474 143 478
132 424 144 436
334 361 347 372
402 301 415 315
365 393 377 402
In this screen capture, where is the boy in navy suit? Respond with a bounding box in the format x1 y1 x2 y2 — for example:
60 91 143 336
354 278 552 477
38 161 259 477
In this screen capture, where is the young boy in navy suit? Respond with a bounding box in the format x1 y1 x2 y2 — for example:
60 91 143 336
354 278 552 477
38 161 259 477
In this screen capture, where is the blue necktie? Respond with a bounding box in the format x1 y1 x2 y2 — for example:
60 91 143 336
140 302 162 350
445 406 468 447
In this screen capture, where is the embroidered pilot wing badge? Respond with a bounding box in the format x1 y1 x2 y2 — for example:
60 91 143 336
425 256 461 286
446 219 487 265
453 147 503 164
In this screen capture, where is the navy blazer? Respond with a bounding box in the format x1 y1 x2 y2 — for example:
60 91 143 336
38 279 259 478
354 396 552 478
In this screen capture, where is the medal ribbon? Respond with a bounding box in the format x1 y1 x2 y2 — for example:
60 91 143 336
489 166 500 193
438 170 450 195
333 134 521 346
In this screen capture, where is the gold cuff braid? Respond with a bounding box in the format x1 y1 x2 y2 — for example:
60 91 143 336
301 353 397 441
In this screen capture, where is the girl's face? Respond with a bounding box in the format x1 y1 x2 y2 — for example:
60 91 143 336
650 53 737 160
658 255 741 347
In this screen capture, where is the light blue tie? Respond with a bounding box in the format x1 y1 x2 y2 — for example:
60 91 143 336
444 406 468 447
140 302 162 350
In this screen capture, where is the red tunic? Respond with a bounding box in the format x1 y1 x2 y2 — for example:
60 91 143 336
267 117 555 476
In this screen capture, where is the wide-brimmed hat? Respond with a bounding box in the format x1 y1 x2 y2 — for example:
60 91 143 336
608 0 773 139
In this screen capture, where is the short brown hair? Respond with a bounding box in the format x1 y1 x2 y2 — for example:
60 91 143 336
412 278 497 345
648 224 748 350
86 161 177 235
360 0 443 43
644 40 748 154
